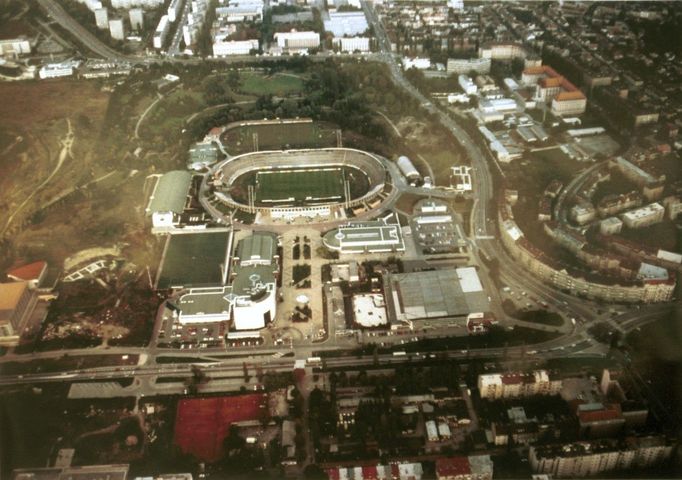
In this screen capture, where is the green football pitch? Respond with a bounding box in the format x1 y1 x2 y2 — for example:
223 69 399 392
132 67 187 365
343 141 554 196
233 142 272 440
222 121 337 155
256 168 345 204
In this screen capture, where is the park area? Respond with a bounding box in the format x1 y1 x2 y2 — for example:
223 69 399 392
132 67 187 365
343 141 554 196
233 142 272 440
174 394 269 463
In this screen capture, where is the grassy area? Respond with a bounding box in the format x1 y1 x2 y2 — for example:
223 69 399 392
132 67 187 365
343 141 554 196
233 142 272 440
221 120 337 155
525 148 581 185
256 168 344 203
516 309 565 327
238 71 305 96
393 192 425 213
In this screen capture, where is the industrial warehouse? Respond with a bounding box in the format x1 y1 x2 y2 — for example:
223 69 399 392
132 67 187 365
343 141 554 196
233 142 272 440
383 268 490 329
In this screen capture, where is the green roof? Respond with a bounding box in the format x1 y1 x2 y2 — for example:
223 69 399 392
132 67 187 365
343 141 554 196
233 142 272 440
236 232 278 263
231 264 276 298
177 287 231 316
155 230 231 289
147 171 192 215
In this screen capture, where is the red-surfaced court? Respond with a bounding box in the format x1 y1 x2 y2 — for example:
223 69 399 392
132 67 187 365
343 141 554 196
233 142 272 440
173 394 268 462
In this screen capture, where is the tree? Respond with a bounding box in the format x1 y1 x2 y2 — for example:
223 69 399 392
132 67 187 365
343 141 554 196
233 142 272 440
304 464 328 480
227 69 241 90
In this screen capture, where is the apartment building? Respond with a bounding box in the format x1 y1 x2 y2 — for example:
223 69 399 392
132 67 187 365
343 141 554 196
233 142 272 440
530 437 673 479
620 203 665 229
478 370 562 400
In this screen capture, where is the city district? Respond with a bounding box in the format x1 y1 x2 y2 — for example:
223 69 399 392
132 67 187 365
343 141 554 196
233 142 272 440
1 1 681 480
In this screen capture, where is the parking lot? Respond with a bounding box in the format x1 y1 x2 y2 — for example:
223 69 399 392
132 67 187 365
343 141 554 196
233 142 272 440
156 308 226 349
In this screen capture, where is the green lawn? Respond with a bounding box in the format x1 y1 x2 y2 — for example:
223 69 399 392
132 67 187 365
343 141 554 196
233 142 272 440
239 72 305 96
222 120 337 155
256 168 344 203
525 147 580 185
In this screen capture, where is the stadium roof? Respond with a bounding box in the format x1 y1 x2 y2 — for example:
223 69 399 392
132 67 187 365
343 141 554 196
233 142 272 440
146 170 192 215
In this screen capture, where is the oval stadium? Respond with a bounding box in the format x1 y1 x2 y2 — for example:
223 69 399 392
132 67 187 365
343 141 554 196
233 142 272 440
201 148 391 223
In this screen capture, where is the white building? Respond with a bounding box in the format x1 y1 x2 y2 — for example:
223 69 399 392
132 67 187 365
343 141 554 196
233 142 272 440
504 77 519 91
600 217 623 235
213 38 259 56
153 15 170 49
446 57 491 75
402 57 431 70
323 214 405 254
111 0 163 7
108 18 126 40
323 11 369 37
352 294 387 327
216 0 264 23
530 437 673 479
129 9 144 30
145 171 192 229
0 37 31 57
274 31 320 50
478 370 562 400
332 36 370 52
167 0 183 22
77 0 103 11
396 155 421 183
94 8 109 29
458 75 477 95
39 61 79 79
620 203 665 229
451 165 472 192
551 93 587 116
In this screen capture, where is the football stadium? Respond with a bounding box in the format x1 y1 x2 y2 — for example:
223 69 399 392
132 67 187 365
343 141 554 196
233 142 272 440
202 148 391 222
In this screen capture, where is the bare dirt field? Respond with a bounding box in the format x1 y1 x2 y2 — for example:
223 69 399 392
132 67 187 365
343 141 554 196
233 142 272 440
0 80 161 274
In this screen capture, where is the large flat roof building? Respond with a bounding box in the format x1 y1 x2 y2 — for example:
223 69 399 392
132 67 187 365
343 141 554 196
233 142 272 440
156 230 233 290
146 171 193 230
323 214 405 254
323 11 369 37
273 31 319 50
383 268 489 329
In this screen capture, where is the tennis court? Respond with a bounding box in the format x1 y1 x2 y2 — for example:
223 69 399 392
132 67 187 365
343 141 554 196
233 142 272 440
174 394 269 462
